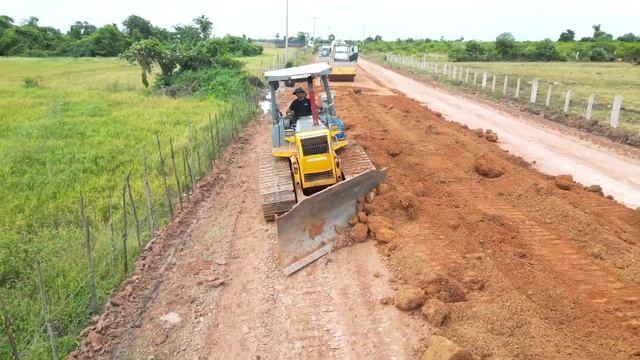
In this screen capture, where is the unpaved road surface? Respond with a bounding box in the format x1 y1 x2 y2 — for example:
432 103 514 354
360 58 640 209
72 66 639 360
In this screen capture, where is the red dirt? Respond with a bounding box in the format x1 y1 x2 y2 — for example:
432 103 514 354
334 76 640 359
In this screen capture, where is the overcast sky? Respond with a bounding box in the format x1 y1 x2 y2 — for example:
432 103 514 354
4 0 639 41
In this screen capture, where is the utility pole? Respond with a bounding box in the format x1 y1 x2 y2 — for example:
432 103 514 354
311 16 318 43
285 0 289 63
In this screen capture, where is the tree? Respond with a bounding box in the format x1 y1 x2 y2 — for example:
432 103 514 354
617 33 638 42
531 38 562 61
122 15 153 41
592 24 613 41
328 34 335 42
374 35 382 41
68 21 96 39
193 15 212 39
495 32 516 59
558 29 575 42
121 38 175 87
0 15 14 31
90 24 129 56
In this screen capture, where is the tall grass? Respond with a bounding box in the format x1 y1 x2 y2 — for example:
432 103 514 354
0 57 258 358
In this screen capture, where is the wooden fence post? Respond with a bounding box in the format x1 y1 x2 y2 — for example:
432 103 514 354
0 294 19 359
169 139 183 210
563 89 573 113
585 94 596 120
515 78 521 98
156 133 174 219
108 196 116 278
79 193 97 314
143 152 155 238
530 79 539 103
186 149 195 192
35 258 57 360
610 95 623 128
503 75 509 96
121 184 128 275
182 150 190 200
545 84 553 107
125 175 141 250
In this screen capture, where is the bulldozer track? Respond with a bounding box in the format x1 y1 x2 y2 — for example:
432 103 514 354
338 142 376 179
259 153 296 220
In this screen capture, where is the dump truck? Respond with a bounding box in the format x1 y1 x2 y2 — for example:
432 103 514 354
260 63 385 275
329 40 358 81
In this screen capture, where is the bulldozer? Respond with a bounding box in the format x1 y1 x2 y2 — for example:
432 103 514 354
260 63 385 275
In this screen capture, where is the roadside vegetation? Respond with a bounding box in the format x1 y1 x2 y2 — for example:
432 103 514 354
361 25 640 63
0 14 273 359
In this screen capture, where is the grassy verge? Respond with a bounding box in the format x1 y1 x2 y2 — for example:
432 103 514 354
0 57 258 358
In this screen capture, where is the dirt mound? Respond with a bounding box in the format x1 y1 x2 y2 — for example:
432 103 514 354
395 285 427 311
422 336 473 360
474 156 504 178
387 145 403 157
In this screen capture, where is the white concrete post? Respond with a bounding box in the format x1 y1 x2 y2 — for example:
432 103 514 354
610 96 623 128
443 63 448 76
481 71 488 89
491 74 496 92
503 76 509 96
530 79 539 103
452 66 457 79
563 89 573 113
473 71 477 85
545 84 553 107
585 94 596 120
465 68 470 83
515 78 521 98
434 63 439 74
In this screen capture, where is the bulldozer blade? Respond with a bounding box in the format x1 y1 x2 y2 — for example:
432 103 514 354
276 169 386 276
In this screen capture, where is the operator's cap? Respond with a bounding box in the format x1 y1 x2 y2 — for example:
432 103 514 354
293 87 305 95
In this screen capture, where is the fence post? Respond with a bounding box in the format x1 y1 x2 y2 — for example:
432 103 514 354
515 78 521 98
473 71 478 86
79 193 98 314
481 71 487 89
169 139 183 210
125 175 141 250
503 75 509 96
156 134 174 219
563 89 573 113
186 150 195 192
585 94 596 120
0 294 19 360
121 184 128 275
434 63 438 75
465 68 470 83
143 152 155 238
610 95 623 128
35 258 58 360
545 84 553 107
108 196 116 279
491 74 496 92
530 79 539 103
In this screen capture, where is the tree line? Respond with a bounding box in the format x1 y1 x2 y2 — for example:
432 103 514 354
362 25 640 63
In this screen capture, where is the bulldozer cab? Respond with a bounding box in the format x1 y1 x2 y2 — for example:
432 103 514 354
264 63 344 148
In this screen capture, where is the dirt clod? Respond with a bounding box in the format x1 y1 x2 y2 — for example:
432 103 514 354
555 174 574 190
395 286 427 311
377 183 390 195
350 223 369 242
375 228 398 244
357 211 369 224
484 131 499 142
585 184 604 195
474 156 504 178
422 276 467 303
422 335 473 360
421 299 449 326
387 145 403 157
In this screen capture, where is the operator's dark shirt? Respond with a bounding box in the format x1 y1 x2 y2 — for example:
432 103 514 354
289 98 312 117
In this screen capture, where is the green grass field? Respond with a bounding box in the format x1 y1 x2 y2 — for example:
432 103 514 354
0 56 264 358
377 53 640 134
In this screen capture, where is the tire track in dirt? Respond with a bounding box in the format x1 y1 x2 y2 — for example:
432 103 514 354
83 115 422 359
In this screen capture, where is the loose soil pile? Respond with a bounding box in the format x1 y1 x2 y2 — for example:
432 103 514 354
336 84 640 359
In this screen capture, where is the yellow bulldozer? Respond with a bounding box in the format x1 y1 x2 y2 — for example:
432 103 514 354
260 63 385 275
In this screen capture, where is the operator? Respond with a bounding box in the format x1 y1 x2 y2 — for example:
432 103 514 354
287 87 312 125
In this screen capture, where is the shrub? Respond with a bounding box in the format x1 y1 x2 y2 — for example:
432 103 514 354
23 76 40 88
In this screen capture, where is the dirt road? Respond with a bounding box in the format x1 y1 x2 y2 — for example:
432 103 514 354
72 66 639 360
359 58 640 209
